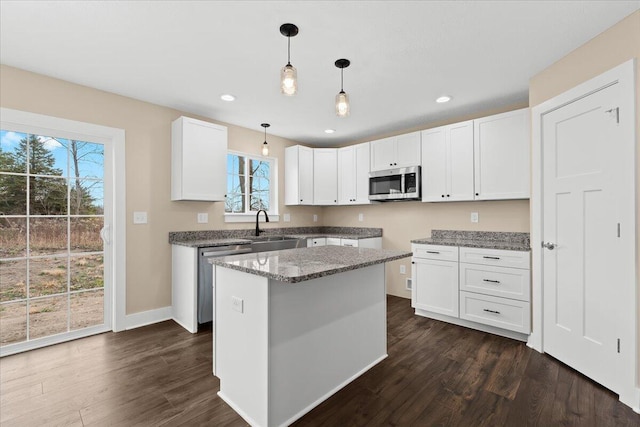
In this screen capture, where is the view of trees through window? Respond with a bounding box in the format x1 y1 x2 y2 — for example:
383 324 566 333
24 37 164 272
225 153 271 214
0 130 105 347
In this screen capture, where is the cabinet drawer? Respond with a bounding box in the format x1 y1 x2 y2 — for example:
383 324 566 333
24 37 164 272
459 291 530 334
412 244 458 262
459 263 530 302
459 247 530 269
341 239 358 247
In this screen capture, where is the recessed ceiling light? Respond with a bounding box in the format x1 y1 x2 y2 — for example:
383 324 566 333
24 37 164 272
220 94 236 102
436 95 452 103
324 129 336 134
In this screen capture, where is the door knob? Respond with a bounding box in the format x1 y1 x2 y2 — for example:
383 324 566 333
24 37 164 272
542 242 556 250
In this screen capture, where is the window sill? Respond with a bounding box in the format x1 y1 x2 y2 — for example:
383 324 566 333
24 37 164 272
224 214 280 223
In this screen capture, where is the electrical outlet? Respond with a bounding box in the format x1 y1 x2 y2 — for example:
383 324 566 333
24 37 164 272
400 265 406 274
231 296 244 313
406 277 413 291
133 211 147 224
197 213 208 223
313 214 318 222
358 213 364 222
471 212 479 223
284 213 291 222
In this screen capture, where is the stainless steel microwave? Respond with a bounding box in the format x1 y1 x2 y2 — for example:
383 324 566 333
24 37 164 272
369 166 421 201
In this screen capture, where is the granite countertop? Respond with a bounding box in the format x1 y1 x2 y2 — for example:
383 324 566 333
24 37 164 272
411 230 531 252
209 245 411 283
169 226 383 248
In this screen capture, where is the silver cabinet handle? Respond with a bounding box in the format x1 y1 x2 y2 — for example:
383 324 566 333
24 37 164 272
483 256 500 260
483 309 500 314
542 242 556 250
426 251 440 254
483 279 500 284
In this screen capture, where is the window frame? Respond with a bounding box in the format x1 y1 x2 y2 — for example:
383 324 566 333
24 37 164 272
224 150 279 223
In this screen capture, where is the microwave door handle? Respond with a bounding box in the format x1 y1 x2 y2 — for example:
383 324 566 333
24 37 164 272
400 173 405 194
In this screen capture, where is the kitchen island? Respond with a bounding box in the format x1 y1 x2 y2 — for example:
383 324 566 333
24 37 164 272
210 245 411 427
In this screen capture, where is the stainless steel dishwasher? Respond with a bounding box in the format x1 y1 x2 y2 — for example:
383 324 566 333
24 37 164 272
198 244 252 324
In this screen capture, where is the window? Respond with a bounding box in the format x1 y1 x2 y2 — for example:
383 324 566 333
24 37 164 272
225 152 278 222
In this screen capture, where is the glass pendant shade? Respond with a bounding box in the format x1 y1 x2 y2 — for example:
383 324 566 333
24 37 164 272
336 90 350 117
262 141 269 156
281 64 297 96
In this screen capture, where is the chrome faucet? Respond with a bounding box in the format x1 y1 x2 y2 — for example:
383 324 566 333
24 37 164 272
255 209 269 236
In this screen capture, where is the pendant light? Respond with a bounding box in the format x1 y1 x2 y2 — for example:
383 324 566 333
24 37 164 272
261 123 270 156
335 59 351 117
280 23 299 96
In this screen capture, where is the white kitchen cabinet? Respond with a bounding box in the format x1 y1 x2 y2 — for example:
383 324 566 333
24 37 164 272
370 131 421 172
307 238 327 247
171 116 227 201
326 237 342 246
411 243 531 339
313 148 338 205
285 145 314 205
411 244 459 317
171 245 198 333
326 237 382 248
338 142 371 205
421 121 474 202
473 108 530 200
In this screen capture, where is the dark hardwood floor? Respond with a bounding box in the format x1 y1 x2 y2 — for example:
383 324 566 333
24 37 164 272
1 296 638 426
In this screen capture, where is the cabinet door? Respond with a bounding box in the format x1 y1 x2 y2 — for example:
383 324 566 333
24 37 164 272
308 238 326 247
474 108 530 200
313 148 338 205
299 146 314 204
338 146 356 204
421 127 447 201
171 117 227 201
326 237 342 246
447 120 475 201
412 258 459 317
370 137 396 171
354 142 371 204
395 132 421 168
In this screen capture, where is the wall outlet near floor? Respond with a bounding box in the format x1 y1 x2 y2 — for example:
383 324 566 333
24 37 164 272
284 213 291 222
471 212 479 223
313 214 318 222
231 296 244 314
133 211 148 224
358 213 364 222
197 213 208 223
400 265 406 275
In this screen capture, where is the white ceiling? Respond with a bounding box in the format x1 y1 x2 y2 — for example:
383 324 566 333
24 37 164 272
1 1 638 146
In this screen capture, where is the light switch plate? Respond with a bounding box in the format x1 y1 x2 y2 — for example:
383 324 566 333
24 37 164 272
133 211 147 224
358 213 364 222
471 212 479 223
197 213 208 224
284 213 291 222
313 214 318 222
231 296 243 313
400 265 406 274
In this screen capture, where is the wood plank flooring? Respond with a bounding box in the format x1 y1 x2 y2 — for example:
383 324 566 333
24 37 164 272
1 296 638 426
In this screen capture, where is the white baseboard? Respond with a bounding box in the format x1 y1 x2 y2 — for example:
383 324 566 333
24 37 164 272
125 306 172 330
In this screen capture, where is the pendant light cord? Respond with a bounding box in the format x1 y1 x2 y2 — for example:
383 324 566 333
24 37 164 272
287 34 291 66
340 68 344 91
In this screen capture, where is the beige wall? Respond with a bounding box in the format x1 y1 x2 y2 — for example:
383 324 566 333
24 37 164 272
0 65 320 314
528 10 640 385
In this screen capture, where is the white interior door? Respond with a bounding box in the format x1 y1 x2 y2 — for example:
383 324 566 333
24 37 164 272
542 80 628 393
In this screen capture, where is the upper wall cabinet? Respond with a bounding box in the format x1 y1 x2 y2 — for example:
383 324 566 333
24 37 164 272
338 142 371 205
285 145 314 205
171 116 227 201
474 108 530 200
421 120 474 202
370 131 421 171
313 148 338 205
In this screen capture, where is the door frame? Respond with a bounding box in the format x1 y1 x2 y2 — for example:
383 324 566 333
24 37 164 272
529 59 638 410
0 108 127 336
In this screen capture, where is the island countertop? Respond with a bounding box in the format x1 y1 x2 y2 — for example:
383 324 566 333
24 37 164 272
209 245 412 283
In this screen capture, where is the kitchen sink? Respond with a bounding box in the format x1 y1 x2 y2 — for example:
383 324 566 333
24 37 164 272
249 236 306 252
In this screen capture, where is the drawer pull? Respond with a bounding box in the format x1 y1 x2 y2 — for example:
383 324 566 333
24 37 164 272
483 279 501 284
483 309 501 314
483 256 501 260
426 251 440 254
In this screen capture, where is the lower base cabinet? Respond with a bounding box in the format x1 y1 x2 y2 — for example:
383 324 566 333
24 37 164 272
411 243 531 340
309 237 382 249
